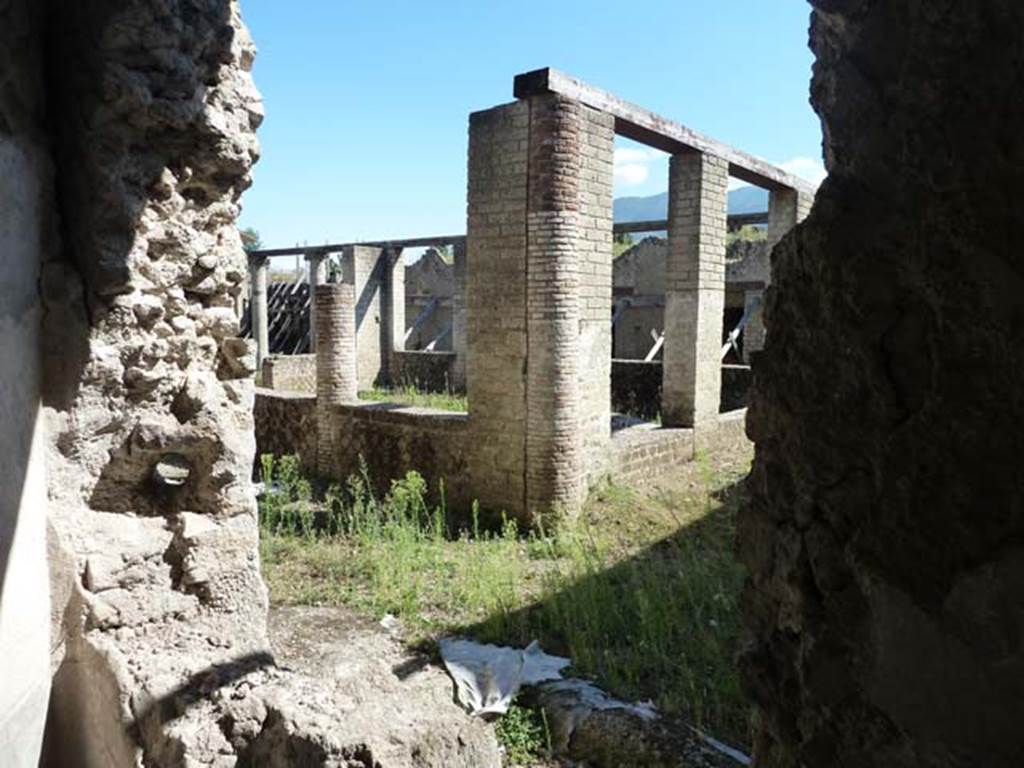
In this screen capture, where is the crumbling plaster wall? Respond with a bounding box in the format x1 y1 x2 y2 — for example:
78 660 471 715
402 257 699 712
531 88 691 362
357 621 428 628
38 0 270 762
3 1 498 765
740 2 1024 766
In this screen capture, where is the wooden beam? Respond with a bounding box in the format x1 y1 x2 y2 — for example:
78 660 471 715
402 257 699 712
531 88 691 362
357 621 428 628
721 293 762 360
425 325 451 352
404 297 440 348
644 333 665 363
513 68 818 193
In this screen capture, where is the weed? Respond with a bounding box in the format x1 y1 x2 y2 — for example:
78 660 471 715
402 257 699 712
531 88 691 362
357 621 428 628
495 703 550 765
259 446 754 749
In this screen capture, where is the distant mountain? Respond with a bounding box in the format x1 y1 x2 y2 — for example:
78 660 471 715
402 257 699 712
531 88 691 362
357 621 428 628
613 186 769 223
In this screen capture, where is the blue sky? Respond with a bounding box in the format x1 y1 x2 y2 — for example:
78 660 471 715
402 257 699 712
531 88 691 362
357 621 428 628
239 0 825 251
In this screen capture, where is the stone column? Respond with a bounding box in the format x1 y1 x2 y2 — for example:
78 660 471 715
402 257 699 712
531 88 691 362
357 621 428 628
305 249 327 352
314 283 357 477
341 244 385 389
743 186 815 362
451 239 467 391
662 152 729 428
742 288 766 362
767 186 813 250
248 253 269 371
380 246 405 384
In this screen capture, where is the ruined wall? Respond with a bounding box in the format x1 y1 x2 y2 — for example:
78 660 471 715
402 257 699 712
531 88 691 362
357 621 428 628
405 297 453 350
321 403 471 510
391 350 458 393
254 389 317 472
613 237 767 360
739 2 1024 767
39 1 268 762
608 426 695 485
610 360 752 419
0 3 54 763
405 249 454 351
261 352 316 393
21 3 498 764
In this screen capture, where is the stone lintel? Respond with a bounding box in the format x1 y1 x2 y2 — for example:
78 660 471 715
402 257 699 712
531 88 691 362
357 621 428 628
513 67 816 193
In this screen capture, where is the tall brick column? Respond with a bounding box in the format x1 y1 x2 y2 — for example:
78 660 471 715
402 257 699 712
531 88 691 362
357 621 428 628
451 239 467 392
662 152 729 428
744 186 815 361
341 244 386 389
524 95 585 515
466 101 531 517
575 104 615 461
314 283 357 476
466 95 613 520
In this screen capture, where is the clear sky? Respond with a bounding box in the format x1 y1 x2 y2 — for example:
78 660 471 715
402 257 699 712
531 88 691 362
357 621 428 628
239 0 825 251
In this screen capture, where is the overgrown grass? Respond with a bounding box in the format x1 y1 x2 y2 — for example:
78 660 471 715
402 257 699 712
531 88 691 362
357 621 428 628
259 446 752 753
358 385 467 412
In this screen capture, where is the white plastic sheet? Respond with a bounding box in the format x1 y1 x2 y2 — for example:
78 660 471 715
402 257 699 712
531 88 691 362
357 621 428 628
438 638 570 716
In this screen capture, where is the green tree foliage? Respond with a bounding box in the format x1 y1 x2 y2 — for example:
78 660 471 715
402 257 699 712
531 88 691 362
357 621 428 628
240 227 262 252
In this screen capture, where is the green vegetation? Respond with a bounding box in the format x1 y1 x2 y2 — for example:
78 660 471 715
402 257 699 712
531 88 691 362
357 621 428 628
613 231 635 258
494 704 551 765
358 385 467 412
259 446 753 753
727 224 767 245
240 226 262 252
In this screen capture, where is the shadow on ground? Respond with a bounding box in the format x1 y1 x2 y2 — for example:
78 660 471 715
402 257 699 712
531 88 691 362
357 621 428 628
459 478 751 749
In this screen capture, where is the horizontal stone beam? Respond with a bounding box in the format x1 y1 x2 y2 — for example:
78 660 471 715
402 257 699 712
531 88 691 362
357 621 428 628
615 212 768 235
513 67 818 193
254 216 767 259
252 235 464 259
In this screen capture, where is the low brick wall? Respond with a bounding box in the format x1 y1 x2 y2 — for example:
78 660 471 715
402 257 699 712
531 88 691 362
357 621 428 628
254 389 318 472
322 402 471 511
608 410 751 485
390 350 458 393
607 425 695 485
261 354 316 393
254 386 748 517
610 360 753 418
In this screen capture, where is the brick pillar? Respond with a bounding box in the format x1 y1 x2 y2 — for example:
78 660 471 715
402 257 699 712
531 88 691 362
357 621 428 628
451 239 467 392
743 288 766 362
744 187 814 362
341 244 385 389
576 104 615 463
662 152 729 428
524 94 585 516
248 254 269 371
466 101 531 518
380 246 404 384
314 283 356 477
466 95 611 520
305 250 327 352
